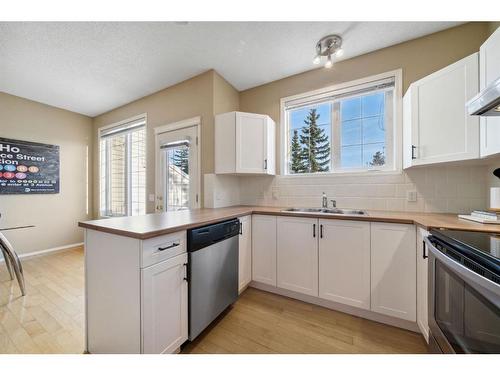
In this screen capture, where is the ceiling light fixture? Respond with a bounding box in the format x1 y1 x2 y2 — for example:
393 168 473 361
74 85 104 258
313 34 343 69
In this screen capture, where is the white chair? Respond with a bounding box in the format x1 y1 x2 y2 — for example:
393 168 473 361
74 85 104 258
0 231 26 296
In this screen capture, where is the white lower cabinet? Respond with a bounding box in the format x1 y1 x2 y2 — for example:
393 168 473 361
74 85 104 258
416 227 430 342
318 219 371 309
277 216 318 296
85 228 188 354
370 222 417 321
238 215 252 293
250 215 420 330
141 253 188 354
252 215 277 286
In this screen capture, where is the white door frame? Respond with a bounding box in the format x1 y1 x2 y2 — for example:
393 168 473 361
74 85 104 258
154 116 201 211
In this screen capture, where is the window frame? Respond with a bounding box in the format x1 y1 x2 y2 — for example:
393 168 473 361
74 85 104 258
98 113 147 218
280 70 402 177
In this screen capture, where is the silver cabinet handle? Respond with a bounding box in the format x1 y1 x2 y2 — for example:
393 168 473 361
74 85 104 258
313 223 316 238
158 242 180 251
264 159 268 170
411 145 417 159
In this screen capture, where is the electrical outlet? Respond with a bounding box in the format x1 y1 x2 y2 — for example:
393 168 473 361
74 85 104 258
407 191 417 202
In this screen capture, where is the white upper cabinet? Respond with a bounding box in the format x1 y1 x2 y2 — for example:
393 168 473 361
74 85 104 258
252 215 277 286
238 215 252 293
318 220 371 310
370 222 416 322
480 27 500 158
215 111 276 175
403 53 479 168
277 216 318 296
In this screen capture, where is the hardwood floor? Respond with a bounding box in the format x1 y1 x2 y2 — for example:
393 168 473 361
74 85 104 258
1 247 427 354
182 287 428 354
0 247 85 354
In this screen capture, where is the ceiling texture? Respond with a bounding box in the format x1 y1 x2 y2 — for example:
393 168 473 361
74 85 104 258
0 22 463 117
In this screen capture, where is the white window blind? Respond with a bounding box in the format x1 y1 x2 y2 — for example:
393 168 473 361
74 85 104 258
99 117 146 217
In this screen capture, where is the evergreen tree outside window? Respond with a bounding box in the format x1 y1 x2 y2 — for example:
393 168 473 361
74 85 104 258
172 147 189 174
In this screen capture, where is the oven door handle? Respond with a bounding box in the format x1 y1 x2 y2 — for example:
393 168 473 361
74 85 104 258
425 237 500 308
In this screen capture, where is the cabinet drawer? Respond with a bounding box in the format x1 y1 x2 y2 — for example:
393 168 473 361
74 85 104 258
141 231 186 268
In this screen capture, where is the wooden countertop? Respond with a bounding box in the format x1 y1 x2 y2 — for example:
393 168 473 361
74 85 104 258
78 206 500 239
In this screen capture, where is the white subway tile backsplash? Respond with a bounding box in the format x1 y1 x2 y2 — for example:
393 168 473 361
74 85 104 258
424 199 448 213
435 181 458 198
205 165 488 213
385 198 406 211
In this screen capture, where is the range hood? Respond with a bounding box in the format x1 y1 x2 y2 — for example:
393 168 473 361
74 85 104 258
467 76 500 116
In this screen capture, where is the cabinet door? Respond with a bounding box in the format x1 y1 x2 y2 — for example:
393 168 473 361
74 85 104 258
480 27 500 157
417 227 430 342
371 223 416 321
238 215 252 293
236 112 267 173
408 53 479 166
141 253 188 354
277 216 318 296
252 215 277 286
265 117 276 175
319 220 370 309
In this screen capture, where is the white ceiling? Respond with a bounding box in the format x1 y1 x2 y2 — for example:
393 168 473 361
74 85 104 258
0 22 463 117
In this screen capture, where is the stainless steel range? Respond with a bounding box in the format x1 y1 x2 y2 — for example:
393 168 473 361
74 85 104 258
425 229 500 353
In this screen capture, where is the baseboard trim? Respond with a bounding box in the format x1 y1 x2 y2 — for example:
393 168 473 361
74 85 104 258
0 242 83 262
249 281 420 333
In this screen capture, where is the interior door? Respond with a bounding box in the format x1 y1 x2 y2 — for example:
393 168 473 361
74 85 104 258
156 126 199 211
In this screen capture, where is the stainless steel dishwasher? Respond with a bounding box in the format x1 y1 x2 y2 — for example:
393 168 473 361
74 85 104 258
187 218 239 340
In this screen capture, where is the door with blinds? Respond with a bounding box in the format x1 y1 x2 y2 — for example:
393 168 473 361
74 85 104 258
99 116 146 217
156 125 199 211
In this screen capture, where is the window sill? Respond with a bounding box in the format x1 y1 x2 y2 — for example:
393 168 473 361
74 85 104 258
280 168 402 179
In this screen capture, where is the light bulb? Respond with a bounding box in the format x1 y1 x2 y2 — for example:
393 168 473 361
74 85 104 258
313 55 321 65
335 48 344 57
324 55 333 69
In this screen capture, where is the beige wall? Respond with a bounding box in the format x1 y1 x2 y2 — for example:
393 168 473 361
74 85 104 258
92 70 239 215
0 92 93 254
239 22 490 174
488 22 500 36
213 71 240 115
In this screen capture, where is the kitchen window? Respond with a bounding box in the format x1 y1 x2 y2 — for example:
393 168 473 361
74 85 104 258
281 71 400 175
99 115 146 217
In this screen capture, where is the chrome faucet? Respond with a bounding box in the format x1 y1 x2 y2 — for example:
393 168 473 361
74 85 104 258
330 199 337 208
322 192 328 208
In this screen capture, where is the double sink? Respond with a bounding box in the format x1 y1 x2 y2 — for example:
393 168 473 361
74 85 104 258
282 207 367 216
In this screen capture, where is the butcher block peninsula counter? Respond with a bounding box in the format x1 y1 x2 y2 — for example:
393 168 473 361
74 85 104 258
79 205 500 238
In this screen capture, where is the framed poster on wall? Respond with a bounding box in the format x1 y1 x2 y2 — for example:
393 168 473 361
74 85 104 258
0 137 60 194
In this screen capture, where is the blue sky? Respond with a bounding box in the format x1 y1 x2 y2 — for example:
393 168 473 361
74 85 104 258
290 92 386 169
